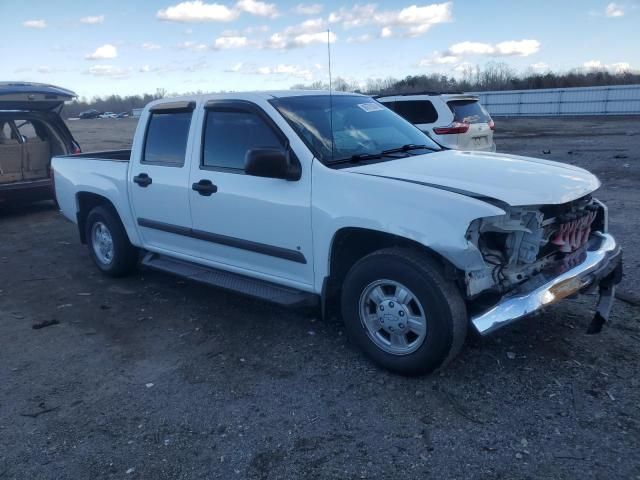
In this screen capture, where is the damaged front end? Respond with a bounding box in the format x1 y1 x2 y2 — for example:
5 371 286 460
463 195 622 335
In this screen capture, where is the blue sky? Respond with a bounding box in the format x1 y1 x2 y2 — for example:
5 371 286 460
2 0 638 99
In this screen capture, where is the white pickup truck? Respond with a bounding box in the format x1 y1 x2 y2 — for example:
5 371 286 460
53 91 622 374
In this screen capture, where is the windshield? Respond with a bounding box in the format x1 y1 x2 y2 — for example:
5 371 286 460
270 95 440 164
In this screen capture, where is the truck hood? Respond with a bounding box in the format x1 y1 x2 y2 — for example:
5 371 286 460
345 150 600 207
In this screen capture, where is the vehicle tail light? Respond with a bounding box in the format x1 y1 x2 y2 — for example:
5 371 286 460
433 121 469 135
72 142 81 154
488 119 495 131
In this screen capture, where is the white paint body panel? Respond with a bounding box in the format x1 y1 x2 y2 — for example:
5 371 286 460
345 150 600 206
52 91 602 297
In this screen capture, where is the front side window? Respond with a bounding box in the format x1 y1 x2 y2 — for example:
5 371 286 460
270 95 440 165
143 111 192 166
388 100 438 125
202 109 283 170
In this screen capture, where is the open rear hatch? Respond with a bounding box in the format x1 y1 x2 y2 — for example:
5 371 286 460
446 96 493 150
0 82 76 112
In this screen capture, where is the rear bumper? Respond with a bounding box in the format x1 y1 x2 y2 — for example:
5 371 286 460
0 178 53 204
471 233 622 335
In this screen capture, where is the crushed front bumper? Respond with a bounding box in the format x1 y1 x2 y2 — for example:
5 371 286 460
471 233 622 335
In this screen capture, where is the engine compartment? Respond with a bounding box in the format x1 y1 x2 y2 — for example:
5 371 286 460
465 195 607 297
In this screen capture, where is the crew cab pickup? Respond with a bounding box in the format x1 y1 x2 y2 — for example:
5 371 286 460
53 91 622 374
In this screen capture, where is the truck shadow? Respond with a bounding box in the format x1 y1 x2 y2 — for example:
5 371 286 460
0 200 57 219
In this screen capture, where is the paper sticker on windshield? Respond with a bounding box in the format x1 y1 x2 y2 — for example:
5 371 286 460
357 103 385 112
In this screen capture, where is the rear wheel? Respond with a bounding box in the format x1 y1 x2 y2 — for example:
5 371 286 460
341 247 467 375
85 206 138 277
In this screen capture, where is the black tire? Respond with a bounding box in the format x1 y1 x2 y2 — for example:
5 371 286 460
85 205 138 277
341 247 467 375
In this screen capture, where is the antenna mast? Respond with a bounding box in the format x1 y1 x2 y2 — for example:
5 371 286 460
327 29 334 160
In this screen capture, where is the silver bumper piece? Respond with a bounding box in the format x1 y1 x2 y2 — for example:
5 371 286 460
471 233 621 335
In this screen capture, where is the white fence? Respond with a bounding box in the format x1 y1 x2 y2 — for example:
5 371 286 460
471 84 640 116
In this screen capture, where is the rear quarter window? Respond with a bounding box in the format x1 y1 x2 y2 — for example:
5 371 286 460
143 111 192 166
447 100 491 124
386 100 438 124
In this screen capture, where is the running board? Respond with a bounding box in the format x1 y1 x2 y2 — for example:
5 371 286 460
141 253 317 307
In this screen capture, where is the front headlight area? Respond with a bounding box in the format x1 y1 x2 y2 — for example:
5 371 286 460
463 207 550 297
463 196 608 299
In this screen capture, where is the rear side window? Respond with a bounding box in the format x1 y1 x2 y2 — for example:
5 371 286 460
15 120 44 142
202 109 282 171
447 100 491 124
0 121 15 143
386 100 438 124
143 111 192 166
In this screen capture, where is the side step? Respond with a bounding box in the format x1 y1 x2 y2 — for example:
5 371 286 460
141 253 317 307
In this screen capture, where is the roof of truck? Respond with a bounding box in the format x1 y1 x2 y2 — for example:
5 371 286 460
147 89 365 107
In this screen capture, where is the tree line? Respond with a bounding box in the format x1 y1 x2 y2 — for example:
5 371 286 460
63 63 639 117
293 62 640 94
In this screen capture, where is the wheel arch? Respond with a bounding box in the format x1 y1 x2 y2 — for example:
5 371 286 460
321 227 463 319
76 192 121 244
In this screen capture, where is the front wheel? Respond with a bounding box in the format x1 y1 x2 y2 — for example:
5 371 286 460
341 248 468 375
85 205 138 277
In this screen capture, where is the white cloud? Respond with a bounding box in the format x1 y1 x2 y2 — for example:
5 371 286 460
530 62 550 71
419 52 459 66
86 65 130 79
177 40 208 51
227 62 244 72
453 62 472 73
610 62 632 72
448 41 495 55
605 2 624 17
346 33 373 43
329 2 452 37
86 44 118 60
142 42 162 50
236 0 278 17
447 39 540 57
244 24 269 34
583 60 633 73
495 39 540 56
295 3 323 15
229 62 315 80
285 17 326 34
22 19 46 29
80 15 105 24
262 20 335 49
157 1 239 22
329 4 378 28
380 26 393 38
213 35 249 49
157 0 277 22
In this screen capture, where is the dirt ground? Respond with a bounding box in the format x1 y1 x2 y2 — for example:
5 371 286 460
0 116 638 480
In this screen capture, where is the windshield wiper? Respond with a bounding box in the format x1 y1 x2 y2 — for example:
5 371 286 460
328 144 436 165
327 152 382 165
381 144 437 155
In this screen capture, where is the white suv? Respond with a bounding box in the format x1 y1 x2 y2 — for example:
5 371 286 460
377 92 496 152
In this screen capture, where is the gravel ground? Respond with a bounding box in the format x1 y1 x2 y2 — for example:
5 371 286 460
0 116 638 480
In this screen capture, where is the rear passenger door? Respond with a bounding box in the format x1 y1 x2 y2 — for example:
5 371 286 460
129 102 196 253
187 100 314 288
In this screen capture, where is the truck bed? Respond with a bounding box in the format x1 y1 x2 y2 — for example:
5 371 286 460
60 149 131 162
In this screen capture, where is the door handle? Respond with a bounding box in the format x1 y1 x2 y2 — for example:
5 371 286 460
192 179 218 196
133 173 152 187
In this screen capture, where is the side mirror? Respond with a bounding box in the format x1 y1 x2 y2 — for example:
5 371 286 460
244 148 301 181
